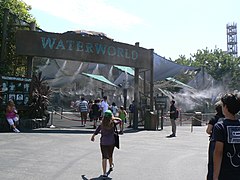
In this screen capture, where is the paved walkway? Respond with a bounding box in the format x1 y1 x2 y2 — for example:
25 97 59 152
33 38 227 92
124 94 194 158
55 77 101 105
0 124 209 180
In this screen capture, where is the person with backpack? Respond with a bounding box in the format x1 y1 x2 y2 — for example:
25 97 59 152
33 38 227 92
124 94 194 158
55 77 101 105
167 100 177 138
213 93 240 180
91 110 122 178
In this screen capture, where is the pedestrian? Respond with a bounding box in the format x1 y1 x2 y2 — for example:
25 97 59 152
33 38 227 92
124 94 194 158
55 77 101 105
6 99 20 133
206 101 224 180
128 100 135 128
110 102 118 117
92 99 101 129
74 99 80 111
101 96 109 114
167 100 177 137
213 93 240 180
79 97 88 126
91 110 122 178
118 106 127 134
88 100 94 122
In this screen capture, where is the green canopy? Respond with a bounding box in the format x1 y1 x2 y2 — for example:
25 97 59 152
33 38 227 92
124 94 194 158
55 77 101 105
114 65 134 76
82 72 118 87
166 77 194 89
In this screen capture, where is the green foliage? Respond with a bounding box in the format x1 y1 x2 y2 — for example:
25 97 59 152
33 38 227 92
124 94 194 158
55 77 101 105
175 48 240 90
0 0 36 76
28 72 52 118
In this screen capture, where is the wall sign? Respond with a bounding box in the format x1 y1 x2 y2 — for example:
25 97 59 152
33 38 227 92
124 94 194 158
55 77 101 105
0 76 31 107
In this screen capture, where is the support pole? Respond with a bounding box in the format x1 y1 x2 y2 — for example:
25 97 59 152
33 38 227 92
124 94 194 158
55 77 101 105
50 106 55 129
133 42 140 130
26 22 36 78
123 88 127 110
150 49 154 111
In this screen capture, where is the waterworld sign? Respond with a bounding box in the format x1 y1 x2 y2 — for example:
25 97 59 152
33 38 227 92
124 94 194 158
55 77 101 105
16 30 152 69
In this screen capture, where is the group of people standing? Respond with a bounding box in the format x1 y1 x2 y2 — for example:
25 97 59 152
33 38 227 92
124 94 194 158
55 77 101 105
73 96 132 133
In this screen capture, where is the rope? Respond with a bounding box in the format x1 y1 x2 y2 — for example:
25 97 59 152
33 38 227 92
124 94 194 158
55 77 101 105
191 116 205 123
54 111 82 122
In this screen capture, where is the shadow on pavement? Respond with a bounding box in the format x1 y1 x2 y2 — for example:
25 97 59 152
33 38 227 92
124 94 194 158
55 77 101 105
18 127 145 134
20 129 95 134
81 175 112 180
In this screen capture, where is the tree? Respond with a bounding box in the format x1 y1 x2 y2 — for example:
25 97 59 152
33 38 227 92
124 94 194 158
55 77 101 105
0 0 36 76
175 48 240 90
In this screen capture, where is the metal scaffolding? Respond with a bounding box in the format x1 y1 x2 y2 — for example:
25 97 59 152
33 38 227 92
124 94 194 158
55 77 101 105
226 23 238 57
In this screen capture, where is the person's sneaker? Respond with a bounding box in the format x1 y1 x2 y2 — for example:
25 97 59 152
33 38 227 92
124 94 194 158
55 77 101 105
102 173 108 178
109 163 114 171
167 134 175 138
13 128 20 133
119 131 124 135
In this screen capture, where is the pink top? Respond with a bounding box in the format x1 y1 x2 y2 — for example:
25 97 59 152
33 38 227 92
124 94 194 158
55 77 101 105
6 111 16 119
6 106 17 119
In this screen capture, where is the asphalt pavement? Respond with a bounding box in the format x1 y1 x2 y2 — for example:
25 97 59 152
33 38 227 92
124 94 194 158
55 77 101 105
0 118 209 180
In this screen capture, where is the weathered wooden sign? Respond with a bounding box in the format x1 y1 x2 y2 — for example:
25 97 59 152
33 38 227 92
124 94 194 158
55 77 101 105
16 30 152 69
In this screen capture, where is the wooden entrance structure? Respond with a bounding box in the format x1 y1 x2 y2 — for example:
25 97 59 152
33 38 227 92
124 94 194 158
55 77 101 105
16 30 154 130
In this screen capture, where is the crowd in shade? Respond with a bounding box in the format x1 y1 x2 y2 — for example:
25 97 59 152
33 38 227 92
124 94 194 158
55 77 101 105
71 95 133 133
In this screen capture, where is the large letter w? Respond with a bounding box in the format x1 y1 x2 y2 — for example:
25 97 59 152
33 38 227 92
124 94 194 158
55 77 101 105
41 37 56 49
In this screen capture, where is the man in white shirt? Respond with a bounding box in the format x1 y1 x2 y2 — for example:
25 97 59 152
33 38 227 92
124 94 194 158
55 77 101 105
101 96 109 113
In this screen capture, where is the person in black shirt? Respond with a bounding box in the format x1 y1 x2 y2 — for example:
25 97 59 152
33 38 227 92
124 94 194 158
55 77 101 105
206 101 224 180
128 101 135 128
91 99 101 129
167 100 177 137
213 93 240 180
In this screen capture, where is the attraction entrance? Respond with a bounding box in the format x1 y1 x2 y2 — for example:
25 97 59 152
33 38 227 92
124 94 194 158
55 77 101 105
16 30 154 129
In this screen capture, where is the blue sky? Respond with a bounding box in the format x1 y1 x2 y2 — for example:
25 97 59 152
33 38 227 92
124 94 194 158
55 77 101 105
23 0 240 60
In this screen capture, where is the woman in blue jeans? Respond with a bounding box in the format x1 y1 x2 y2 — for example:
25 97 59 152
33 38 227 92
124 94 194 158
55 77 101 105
91 110 121 178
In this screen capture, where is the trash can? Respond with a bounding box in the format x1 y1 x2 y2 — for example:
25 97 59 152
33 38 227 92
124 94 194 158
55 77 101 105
192 112 202 126
144 110 157 130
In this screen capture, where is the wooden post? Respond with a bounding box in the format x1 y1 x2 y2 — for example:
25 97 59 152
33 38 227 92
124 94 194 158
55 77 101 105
26 22 36 78
133 42 140 130
150 49 154 111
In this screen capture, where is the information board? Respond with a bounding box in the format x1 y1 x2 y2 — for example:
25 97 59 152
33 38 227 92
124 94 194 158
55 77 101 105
0 76 31 107
155 96 168 110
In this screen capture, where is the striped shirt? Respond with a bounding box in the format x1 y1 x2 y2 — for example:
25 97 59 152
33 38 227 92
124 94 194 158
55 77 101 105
79 100 88 112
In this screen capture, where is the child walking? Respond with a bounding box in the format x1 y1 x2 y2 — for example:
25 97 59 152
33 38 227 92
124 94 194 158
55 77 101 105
118 106 127 134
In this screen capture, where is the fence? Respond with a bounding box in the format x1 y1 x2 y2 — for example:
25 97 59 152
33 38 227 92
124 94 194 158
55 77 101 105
47 106 215 132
